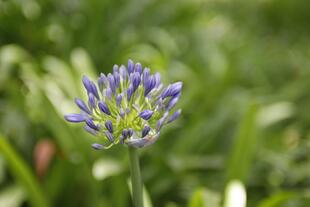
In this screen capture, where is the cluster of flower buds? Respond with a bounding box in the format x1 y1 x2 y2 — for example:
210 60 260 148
64 59 182 149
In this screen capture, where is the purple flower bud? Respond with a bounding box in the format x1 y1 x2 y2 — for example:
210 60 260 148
75 98 91 114
142 125 151 137
105 131 114 143
98 73 108 91
113 71 120 88
128 59 134 74
90 81 100 99
154 72 161 87
88 93 96 109
167 109 181 123
135 63 142 74
116 93 123 107
120 108 125 118
166 96 179 111
122 129 128 138
107 73 116 94
161 82 183 99
126 107 131 114
144 75 156 96
127 84 134 101
143 68 150 85
139 110 154 120
92 143 103 150
113 64 119 73
119 65 127 80
169 82 183 96
106 88 112 100
85 118 99 130
128 128 134 137
119 135 126 144
84 125 98 136
82 75 93 93
98 101 111 115
83 75 99 99
130 72 141 91
105 120 113 133
64 114 86 122
156 113 168 131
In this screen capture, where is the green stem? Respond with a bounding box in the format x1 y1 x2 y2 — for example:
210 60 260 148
128 147 143 207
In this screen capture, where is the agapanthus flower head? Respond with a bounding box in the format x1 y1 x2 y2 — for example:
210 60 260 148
64 59 182 149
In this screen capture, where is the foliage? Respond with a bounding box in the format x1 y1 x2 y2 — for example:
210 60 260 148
1 0 310 206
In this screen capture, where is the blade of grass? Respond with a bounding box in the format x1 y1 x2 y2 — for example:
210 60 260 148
226 102 259 182
0 135 50 207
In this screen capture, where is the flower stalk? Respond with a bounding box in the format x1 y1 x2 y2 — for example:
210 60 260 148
129 147 143 207
64 59 183 206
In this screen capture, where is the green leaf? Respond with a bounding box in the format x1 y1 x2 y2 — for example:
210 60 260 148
0 135 50 207
226 102 259 181
188 188 220 207
0 184 26 207
127 179 154 207
257 191 297 207
92 158 123 181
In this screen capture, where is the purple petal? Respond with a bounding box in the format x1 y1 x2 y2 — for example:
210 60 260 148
167 109 182 123
142 125 151 137
92 143 103 150
161 82 183 99
135 63 142 74
82 75 100 99
107 73 116 94
98 73 108 91
128 128 134 137
156 113 169 131
128 59 134 74
127 84 134 101
143 68 150 86
88 93 96 109
119 65 127 81
84 125 98 136
98 101 111 115
116 93 123 107
144 75 156 96
154 72 161 87
75 98 91 114
64 114 86 122
120 108 125 118
105 120 113 133
106 88 112 100
113 64 119 73
113 71 120 88
85 118 99 130
139 110 154 120
166 96 179 111
122 129 128 138
130 72 141 91
90 82 100 99
126 107 131 114
105 131 114 143
82 75 92 92
119 135 126 144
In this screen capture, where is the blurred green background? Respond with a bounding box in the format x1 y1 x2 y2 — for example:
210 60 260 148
1 0 310 206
